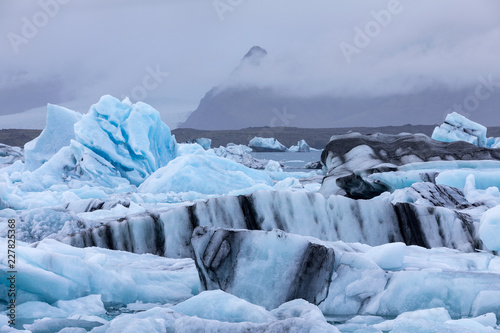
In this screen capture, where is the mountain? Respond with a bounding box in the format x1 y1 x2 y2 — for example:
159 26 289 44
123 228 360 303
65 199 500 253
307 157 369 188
180 47 500 130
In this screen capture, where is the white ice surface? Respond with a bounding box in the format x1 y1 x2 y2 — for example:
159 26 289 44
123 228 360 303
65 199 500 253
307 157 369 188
138 154 274 195
432 112 488 147
24 104 82 171
249 137 287 152
480 205 500 251
0 238 199 306
73 95 177 186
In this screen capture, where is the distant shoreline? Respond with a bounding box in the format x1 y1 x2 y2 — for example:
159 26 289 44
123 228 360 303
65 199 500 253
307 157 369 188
3 125 500 149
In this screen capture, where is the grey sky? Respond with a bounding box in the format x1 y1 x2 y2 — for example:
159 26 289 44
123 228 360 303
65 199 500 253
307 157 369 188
1 0 499 129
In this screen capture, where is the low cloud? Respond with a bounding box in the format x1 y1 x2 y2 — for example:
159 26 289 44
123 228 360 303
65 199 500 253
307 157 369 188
1 0 499 128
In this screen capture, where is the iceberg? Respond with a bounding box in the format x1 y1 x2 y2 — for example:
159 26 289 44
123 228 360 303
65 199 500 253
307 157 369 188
335 160 500 199
190 227 500 320
319 132 500 197
0 143 23 168
249 136 287 152
212 143 268 169
91 293 338 333
5 94 500 332
0 238 199 305
191 227 335 309
61 189 482 258
480 205 500 251
186 137 211 150
24 104 82 171
432 112 488 147
289 139 311 152
73 95 177 186
20 140 133 192
138 154 273 195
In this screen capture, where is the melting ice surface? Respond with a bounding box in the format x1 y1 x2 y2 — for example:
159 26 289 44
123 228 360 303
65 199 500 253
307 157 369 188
1 100 500 332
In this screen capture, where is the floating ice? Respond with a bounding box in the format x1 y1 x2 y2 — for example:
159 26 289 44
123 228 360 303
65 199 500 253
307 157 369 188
177 143 206 156
172 290 274 323
191 227 500 320
191 227 335 310
138 154 273 195
24 104 82 171
319 132 500 197
74 95 177 186
289 139 311 152
212 143 268 169
0 238 199 306
480 205 500 251
0 144 23 168
432 112 488 147
264 159 282 172
91 291 337 333
249 136 287 152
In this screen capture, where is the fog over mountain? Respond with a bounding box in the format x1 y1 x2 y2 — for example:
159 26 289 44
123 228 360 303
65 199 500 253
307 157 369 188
181 46 500 129
1 1 500 129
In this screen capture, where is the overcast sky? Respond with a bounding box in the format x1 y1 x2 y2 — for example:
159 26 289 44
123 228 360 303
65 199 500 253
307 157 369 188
1 0 499 129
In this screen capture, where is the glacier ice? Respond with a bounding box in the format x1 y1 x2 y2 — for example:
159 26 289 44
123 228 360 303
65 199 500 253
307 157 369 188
432 112 488 147
24 104 82 171
191 227 500 321
319 132 500 197
212 143 268 169
249 136 287 152
90 295 338 333
73 95 177 186
480 205 500 251
0 144 23 168
4 96 500 332
138 154 273 195
61 189 482 258
336 160 500 199
264 159 282 172
0 238 199 305
172 290 274 323
289 139 311 152
191 227 335 309
184 137 211 150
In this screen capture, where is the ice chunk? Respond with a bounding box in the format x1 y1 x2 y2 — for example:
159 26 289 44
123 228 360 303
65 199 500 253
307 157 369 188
432 112 488 147
273 177 304 191
0 238 199 306
21 140 132 192
446 314 499 332
64 189 482 258
364 242 406 270
24 104 82 171
92 301 339 333
319 132 500 197
177 143 206 156
264 160 282 172
479 206 500 251
55 295 105 317
138 154 273 195
0 143 23 168
74 95 177 185
24 318 103 333
191 227 335 310
212 143 268 169
17 301 67 320
249 137 287 152
58 328 89 333
172 290 274 323
289 139 311 152
184 137 211 150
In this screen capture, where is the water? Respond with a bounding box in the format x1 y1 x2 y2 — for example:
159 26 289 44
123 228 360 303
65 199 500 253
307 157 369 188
250 150 323 172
